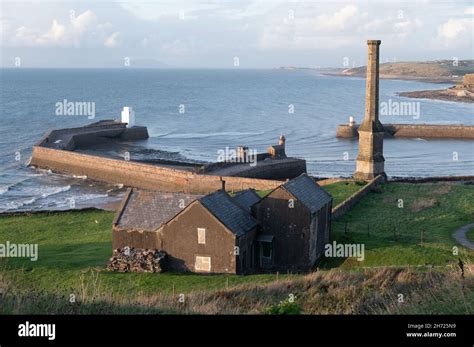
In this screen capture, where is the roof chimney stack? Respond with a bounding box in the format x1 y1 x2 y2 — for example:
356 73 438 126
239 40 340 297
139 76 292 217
279 135 286 146
220 177 226 191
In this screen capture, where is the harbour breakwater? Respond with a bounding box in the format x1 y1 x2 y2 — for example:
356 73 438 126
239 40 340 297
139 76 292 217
30 146 284 194
30 121 306 194
336 123 474 139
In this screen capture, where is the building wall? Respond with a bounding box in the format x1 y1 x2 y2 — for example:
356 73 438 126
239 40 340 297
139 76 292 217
236 228 257 274
31 146 283 194
112 227 161 250
159 202 244 274
254 188 312 272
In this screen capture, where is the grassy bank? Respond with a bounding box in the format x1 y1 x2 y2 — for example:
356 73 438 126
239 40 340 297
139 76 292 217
1 265 472 314
322 180 366 206
0 182 473 314
322 182 474 269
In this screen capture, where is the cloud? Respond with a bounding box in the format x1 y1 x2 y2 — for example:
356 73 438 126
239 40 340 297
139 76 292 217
119 0 284 21
3 9 117 48
71 10 98 33
104 32 120 48
464 7 474 15
259 4 425 50
40 20 66 43
161 38 195 55
1 0 473 67
436 17 473 48
313 5 359 32
438 18 472 40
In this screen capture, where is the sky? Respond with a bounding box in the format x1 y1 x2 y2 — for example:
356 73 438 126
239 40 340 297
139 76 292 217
0 0 472 68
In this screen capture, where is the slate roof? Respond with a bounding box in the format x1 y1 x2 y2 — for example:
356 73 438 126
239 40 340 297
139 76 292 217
199 190 257 237
282 174 333 213
232 189 261 212
116 189 203 231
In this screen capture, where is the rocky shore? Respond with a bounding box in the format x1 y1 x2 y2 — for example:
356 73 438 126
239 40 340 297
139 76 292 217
397 88 474 103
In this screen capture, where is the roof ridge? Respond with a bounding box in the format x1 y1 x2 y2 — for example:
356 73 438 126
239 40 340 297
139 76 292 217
199 190 257 235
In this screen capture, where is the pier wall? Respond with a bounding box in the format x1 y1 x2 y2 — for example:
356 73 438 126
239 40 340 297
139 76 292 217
229 160 306 180
31 146 283 194
336 124 474 139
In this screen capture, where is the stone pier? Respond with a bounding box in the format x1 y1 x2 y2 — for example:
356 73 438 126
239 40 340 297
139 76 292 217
354 40 386 180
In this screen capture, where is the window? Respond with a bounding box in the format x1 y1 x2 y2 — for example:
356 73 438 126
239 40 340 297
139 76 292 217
195 256 211 272
259 241 273 268
261 242 272 258
197 228 206 244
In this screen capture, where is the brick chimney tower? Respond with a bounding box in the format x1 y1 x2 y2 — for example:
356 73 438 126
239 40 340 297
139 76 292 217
354 40 386 180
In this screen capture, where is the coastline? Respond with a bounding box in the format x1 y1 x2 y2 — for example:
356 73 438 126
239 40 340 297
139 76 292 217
321 71 461 84
2 175 472 215
321 71 474 103
397 88 474 103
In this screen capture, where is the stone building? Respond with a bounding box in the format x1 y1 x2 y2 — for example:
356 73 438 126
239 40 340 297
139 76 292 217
267 135 287 159
354 40 386 180
113 188 258 274
253 174 332 272
112 174 333 274
455 73 474 92
462 74 474 89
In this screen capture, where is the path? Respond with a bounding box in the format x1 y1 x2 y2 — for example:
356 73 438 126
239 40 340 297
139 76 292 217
453 223 474 250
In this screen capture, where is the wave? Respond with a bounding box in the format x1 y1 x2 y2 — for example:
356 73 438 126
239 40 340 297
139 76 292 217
0 197 37 211
0 179 29 195
0 186 10 195
0 185 112 212
40 185 71 198
72 193 110 201
72 175 88 179
0 185 72 211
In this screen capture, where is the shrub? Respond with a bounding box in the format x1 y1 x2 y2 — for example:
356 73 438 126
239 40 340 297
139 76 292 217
264 298 301 315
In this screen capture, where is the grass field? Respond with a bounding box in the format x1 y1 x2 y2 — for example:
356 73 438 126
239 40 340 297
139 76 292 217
321 180 366 206
0 182 473 314
321 182 474 269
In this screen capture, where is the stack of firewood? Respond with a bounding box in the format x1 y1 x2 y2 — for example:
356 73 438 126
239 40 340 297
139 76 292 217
107 247 167 273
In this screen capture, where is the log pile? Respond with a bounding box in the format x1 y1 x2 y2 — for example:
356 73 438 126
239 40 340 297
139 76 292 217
107 247 167 273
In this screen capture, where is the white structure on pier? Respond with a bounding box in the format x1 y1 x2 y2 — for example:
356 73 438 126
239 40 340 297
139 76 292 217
121 107 135 128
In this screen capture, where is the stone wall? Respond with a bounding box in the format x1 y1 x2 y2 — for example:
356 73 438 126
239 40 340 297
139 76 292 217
390 176 474 183
336 125 358 138
226 159 307 180
199 153 272 173
331 175 385 220
31 146 283 194
336 123 474 139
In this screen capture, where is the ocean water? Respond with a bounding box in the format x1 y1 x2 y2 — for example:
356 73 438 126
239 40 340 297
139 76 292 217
0 68 473 212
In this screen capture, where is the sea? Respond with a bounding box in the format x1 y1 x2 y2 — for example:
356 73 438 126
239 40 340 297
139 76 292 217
0 68 473 212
